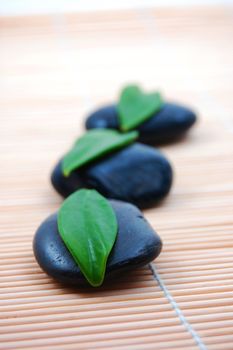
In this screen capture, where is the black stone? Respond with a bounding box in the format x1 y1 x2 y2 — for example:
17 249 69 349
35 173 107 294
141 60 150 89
85 102 197 145
33 200 162 287
51 143 173 209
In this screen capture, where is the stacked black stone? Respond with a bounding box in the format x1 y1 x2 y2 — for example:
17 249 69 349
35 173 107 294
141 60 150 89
86 103 197 145
51 143 173 209
33 200 162 286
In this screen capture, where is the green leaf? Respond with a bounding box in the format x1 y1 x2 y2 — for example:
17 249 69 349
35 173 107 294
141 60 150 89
57 189 118 287
62 129 138 176
117 85 163 131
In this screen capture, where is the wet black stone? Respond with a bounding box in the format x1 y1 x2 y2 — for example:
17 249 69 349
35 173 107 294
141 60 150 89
51 143 173 209
85 102 197 145
33 200 162 287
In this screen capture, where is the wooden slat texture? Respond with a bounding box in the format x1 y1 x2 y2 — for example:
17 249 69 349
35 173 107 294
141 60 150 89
0 6 233 350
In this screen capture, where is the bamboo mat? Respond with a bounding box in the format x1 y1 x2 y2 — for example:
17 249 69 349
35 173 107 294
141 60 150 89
1 6 233 350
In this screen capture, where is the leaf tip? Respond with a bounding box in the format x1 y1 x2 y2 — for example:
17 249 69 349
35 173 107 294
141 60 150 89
132 130 139 138
88 278 104 288
61 162 70 177
120 125 129 132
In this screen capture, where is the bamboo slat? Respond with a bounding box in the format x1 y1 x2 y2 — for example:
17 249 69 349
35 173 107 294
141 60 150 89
0 6 233 350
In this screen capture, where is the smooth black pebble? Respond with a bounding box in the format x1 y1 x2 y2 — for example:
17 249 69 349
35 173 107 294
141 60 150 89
85 102 197 145
51 143 173 209
33 200 162 287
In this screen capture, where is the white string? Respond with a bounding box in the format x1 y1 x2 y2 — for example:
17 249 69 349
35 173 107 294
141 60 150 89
149 263 208 350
